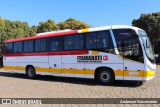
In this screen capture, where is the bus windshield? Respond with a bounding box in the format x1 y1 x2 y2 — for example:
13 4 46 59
138 30 155 63
113 29 144 63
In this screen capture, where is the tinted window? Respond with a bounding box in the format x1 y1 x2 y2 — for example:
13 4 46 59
113 29 143 62
14 42 22 53
23 40 33 52
113 29 137 48
35 39 46 52
64 36 73 50
50 39 61 51
64 34 84 50
6 43 13 53
86 31 110 49
97 32 109 48
139 30 155 63
86 33 97 49
74 34 83 50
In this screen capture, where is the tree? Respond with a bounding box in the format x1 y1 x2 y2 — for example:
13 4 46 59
3 20 30 39
58 18 90 30
21 22 30 37
0 17 90 39
30 25 38 36
37 19 59 33
132 12 160 63
0 17 6 55
0 17 6 40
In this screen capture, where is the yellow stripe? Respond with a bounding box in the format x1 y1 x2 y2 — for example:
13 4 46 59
36 67 49 72
85 69 95 75
4 66 25 71
75 69 85 74
114 70 123 76
92 51 100 55
82 29 89 33
3 66 155 78
123 70 155 77
50 68 61 73
63 68 74 74
4 66 94 75
144 71 155 77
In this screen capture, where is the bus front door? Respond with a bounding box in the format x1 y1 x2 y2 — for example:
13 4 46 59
122 38 144 81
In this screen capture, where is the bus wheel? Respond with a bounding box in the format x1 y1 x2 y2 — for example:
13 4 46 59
26 66 36 78
97 68 115 85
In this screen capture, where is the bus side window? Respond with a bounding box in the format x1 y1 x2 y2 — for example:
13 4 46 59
86 33 97 49
14 42 22 53
35 39 47 52
6 43 14 53
97 31 109 49
64 36 73 50
23 40 34 52
74 34 84 50
50 38 61 51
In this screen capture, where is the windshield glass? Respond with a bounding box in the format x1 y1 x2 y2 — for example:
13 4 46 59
138 30 155 63
113 29 144 63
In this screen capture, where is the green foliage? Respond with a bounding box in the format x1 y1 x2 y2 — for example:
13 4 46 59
0 17 90 40
58 18 90 30
0 20 31 40
30 25 38 36
37 19 59 33
132 12 160 63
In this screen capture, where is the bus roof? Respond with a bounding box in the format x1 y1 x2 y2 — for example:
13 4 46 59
4 25 140 43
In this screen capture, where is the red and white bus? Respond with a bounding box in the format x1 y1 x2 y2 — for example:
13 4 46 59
3 25 156 85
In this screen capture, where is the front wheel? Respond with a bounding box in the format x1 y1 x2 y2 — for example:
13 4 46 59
26 66 36 79
96 68 115 85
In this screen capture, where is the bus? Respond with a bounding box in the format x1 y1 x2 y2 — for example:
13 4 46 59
3 25 156 85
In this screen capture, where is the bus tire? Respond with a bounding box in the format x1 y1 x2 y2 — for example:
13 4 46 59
96 68 115 85
26 66 36 79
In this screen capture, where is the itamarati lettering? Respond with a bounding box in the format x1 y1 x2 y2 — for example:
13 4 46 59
77 55 102 63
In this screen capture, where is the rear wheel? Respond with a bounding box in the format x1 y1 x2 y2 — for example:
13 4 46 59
96 68 115 85
26 66 36 78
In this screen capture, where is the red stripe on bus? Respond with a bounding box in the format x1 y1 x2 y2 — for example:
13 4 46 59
4 30 78 43
3 50 89 57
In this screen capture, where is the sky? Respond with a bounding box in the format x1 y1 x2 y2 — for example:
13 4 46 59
0 0 160 27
